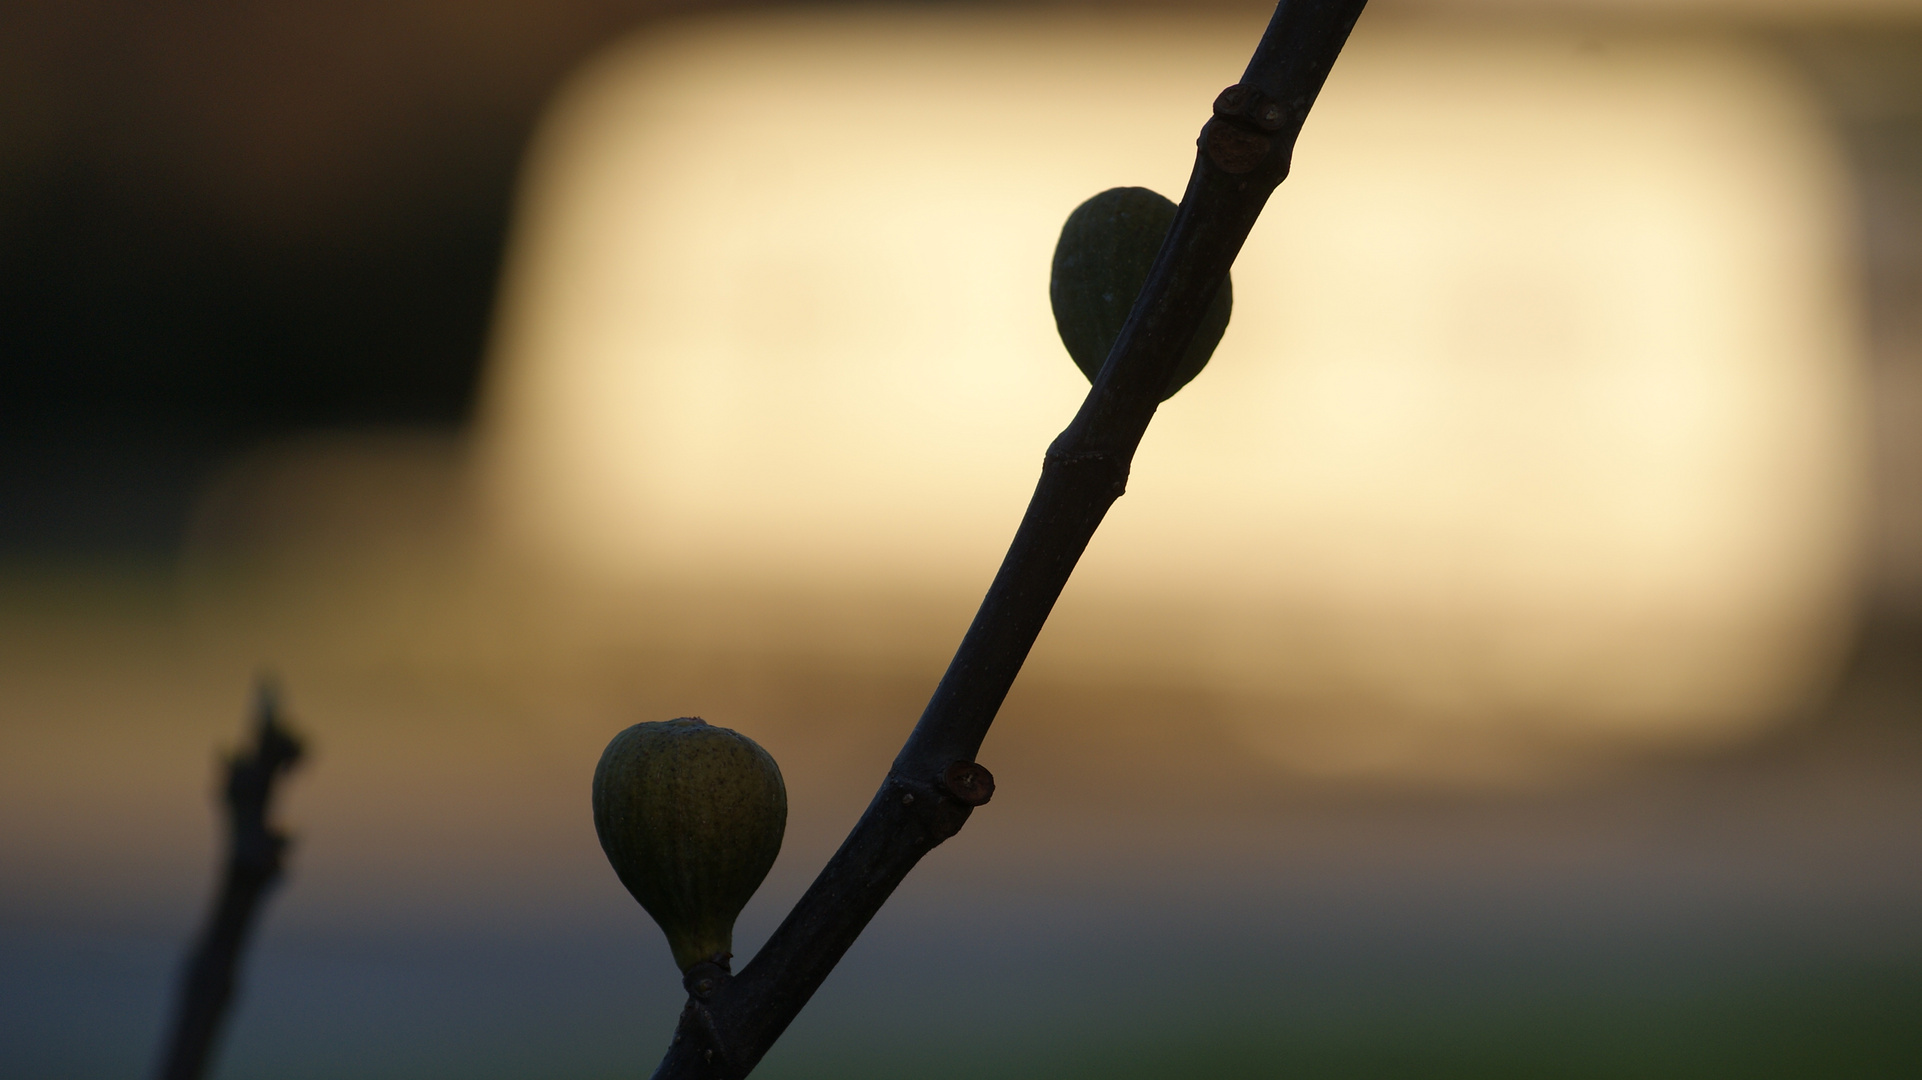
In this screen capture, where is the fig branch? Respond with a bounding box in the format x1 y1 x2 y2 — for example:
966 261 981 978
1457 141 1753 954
644 3 1368 1076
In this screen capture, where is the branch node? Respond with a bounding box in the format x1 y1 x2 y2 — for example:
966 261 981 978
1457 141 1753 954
1212 82 1291 132
938 761 995 807
1041 446 1130 502
1203 82 1297 182
1202 117 1275 177
885 772 977 844
683 956 733 1000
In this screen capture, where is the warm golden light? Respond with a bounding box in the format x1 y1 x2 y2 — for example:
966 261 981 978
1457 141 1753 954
477 7 1868 776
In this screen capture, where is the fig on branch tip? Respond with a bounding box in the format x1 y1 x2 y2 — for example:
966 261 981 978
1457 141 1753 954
592 717 787 974
1049 186 1233 401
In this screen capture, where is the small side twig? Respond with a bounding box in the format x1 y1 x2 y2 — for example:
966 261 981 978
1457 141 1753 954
649 3 1369 1077
155 678 305 1080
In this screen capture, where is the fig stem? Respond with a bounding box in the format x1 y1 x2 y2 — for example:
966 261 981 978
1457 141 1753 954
649 4 1368 1077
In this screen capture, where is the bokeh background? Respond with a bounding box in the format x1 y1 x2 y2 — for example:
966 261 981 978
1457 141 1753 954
5 1 1922 1077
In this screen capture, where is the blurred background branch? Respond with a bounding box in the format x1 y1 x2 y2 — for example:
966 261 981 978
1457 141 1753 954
154 680 303 1080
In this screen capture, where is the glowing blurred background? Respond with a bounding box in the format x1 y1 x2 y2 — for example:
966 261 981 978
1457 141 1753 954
5 1 1922 1077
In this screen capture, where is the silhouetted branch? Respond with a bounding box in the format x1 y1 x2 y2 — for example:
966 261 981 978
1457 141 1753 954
155 679 305 1080
651 4 1369 1076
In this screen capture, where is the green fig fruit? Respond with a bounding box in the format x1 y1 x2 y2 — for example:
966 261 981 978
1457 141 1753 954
1049 186 1232 401
592 717 787 973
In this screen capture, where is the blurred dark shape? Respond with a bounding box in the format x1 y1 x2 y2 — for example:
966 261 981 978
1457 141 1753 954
1789 25 1922 699
0 0 683 552
155 678 303 1080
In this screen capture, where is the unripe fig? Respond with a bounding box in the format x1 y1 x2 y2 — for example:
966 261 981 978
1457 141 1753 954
592 717 787 974
1049 186 1232 401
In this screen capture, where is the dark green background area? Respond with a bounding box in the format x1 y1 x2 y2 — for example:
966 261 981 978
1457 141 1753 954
790 968 1922 1080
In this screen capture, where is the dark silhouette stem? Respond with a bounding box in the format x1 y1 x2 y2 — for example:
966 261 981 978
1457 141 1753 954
652 4 1368 1076
155 680 305 1080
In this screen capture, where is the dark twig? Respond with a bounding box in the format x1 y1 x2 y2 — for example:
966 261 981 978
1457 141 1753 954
651 4 1368 1076
155 679 305 1080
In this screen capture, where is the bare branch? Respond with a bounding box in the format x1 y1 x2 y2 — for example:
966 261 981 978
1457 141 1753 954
650 4 1368 1076
155 678 305 1080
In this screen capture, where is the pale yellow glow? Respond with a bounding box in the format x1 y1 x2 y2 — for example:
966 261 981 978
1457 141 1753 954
477 8 1868 773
